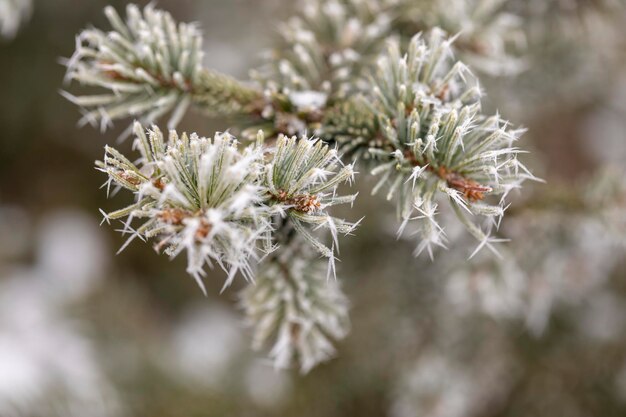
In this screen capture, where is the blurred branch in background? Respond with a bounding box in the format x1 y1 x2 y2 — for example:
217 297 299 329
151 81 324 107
0 0 31 39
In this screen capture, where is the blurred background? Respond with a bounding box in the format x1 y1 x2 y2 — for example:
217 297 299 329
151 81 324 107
1 1 626 416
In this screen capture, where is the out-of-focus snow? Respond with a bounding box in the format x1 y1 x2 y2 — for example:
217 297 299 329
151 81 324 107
0 207 121 417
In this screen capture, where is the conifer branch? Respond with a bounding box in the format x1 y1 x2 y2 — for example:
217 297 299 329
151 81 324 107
240 243 350 373
67 0 543 371
63 4 263 133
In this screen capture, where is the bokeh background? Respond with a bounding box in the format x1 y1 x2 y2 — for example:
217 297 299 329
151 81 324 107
1 1 626 416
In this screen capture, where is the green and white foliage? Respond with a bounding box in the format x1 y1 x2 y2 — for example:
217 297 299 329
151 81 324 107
322 97 380 159
254 0 392 99
63 4 261 133
95 121 359 370
249 0 527 141
0 0 31 39
264 134 359 276
240 248 350 373
363 31 534 258
65 1 540 372
97 124 360 293
248 0 395 141
369 29 481 112
395 0 526 75
98 122 271 293
323 28 481 158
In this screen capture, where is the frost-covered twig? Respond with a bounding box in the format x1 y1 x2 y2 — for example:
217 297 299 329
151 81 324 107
97 122 271 293
98 123 359 294
63 4 262 133
328 30 537 257
264 133 359 277
240 243 350 373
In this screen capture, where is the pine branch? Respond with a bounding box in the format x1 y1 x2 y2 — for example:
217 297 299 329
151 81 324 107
252 0 393 100
239 244 350 373
263 133 359 277
66 0 546 372
97 122 272 293
63 4 262 133
326 30 538 258
97 123 360 292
